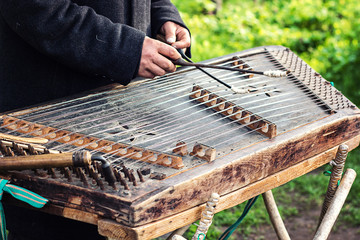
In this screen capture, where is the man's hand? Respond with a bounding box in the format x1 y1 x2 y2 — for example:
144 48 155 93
159 21 191 50
138 37 181 78
137 22 190 79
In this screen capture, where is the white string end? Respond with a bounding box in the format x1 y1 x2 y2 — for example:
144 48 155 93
263 70 288 78
231 87 249 94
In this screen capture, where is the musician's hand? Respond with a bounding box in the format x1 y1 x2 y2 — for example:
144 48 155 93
138 37 181 78
159 21 191 50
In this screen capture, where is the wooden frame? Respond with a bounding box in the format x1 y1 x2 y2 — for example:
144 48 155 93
4 136 358 240
98 136 360 239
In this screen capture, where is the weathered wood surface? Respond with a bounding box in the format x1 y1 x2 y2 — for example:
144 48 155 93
0 139 60 154
2 171 134 223
2 196 100 225
130 112 360 226
189 85 277 138
4 136 358 240
98 219 138 240
0 151 91 170
96 136 360 240
263 190 291 240
2 111 360 228
318 144 348 224
0 132 48 144
314 168 357 240
1 116 184 169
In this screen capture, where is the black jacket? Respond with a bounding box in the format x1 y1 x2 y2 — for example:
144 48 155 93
0 0 187 112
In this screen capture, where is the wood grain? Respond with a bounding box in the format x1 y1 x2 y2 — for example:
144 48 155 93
0 152 92 170
130 114 360 226
1 116 184 169
3 171 133 223
0 132 48 144
96 136 360 240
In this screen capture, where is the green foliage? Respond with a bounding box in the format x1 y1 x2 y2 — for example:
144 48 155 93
169 0 360 239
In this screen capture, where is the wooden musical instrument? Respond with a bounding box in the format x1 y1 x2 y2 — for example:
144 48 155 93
1 45 359 239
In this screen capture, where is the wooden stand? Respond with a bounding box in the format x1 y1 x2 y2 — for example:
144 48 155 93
262 190 291 240
314 168 356 240
261 144 356 240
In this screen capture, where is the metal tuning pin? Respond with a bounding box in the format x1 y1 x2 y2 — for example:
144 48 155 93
91 154 116 188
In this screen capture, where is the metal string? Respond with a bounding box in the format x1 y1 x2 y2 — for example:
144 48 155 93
0 53 324 169
9 52 281 124
0 59 265 132
108 101 330 166
0 73 320 159
1 71 276 141
46 84 284 150
2 62 283 140
12 58 244 121
3 53 277 125
86 93 322 161
47 79 309 152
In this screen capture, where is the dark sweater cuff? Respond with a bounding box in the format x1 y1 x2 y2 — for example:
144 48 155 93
108 25 146 85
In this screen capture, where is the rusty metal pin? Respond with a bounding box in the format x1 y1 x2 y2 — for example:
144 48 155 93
137 169 145 182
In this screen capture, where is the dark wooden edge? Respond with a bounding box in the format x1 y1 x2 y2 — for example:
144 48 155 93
129 112 360 226
96 135 360 240
5 135 358 240
0 171 133 223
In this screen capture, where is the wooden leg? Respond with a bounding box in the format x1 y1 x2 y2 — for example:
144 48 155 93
262 190 291 240
318 144 348 225
166 224 191 240
313 168 356 240
170 235 187 240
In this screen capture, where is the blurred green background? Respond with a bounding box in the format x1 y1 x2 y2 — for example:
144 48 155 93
170 0 360 239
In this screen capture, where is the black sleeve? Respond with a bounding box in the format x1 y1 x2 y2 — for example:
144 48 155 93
151 0 191 57
0 0 145 85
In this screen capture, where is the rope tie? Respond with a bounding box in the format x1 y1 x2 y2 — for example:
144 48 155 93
322 171 341 186
198 233 206 240
0 179 48 240
329 160 338 167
